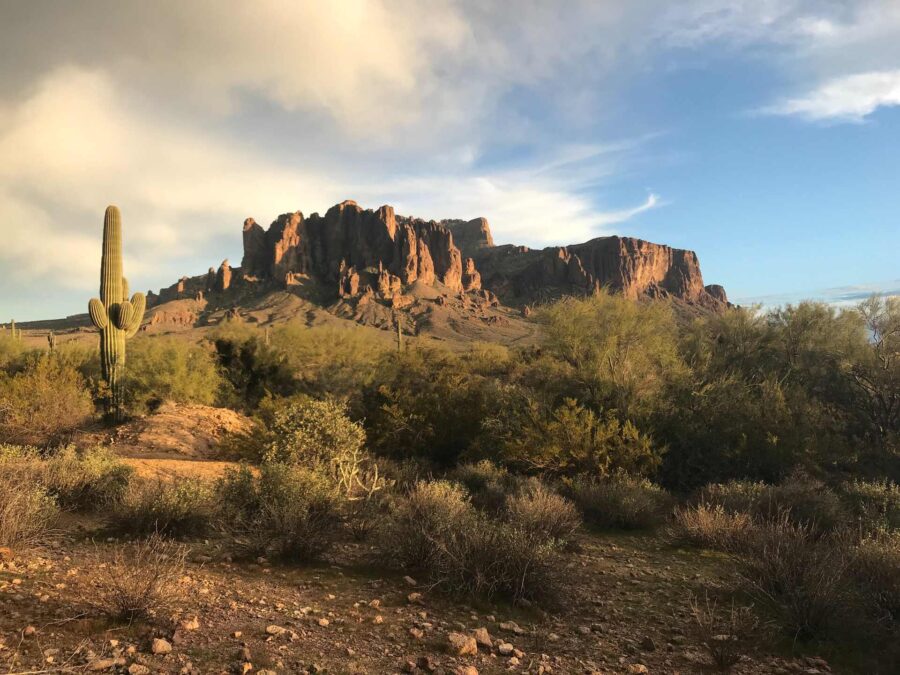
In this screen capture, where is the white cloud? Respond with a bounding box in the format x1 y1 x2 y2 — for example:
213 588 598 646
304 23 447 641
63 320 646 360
762 70 900 121
735 279 900 309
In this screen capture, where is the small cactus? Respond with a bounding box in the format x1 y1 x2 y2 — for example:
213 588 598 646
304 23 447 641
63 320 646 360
9 319 19 340
47 331 56 352
88 206 146 421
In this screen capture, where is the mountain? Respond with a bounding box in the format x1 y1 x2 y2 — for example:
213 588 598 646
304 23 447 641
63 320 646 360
36 199 728 342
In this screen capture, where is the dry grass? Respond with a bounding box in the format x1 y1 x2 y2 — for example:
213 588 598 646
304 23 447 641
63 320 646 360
110 477 214 538
563 475 673 530
505 480 581 545
671 504 752 550
88 533 188 623
689 593 760 671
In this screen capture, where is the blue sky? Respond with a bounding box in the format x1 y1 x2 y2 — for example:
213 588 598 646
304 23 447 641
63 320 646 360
1 1 899 320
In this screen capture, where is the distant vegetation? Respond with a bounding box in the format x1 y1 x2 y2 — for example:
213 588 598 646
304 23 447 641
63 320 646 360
1 291 899 667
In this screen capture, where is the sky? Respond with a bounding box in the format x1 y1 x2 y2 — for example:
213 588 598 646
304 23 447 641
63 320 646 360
1 0 899 321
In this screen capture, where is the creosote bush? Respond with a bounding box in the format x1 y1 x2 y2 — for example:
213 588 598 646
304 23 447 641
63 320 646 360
89 534 187 623
562 474 673 530
841 479 900 533
216 463 342 562
853 532 900 624
110 478 214 538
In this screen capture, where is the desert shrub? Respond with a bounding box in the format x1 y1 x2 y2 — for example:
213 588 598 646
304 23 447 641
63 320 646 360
759 477 846 534
672 504 752 551
450 460 517 512
43 445 133 510
0 473 58 548
88 534 187 623
380 480 472 569
0 332 25 371
731 514 857 640
262 397 366 479
562 474 673 530
697 481 767 515
853 532 900 624
380 480 562 601
216 463 341 562
0 444 132 512
505 481 581 545
110 478 214 538
122 336 225 413
841 479 900 533
0 357 93 445
489 394 663 478
688 593 760 671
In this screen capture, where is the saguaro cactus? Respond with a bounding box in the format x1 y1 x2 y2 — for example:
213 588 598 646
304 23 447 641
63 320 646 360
9 320 18 340
88 206 146 421
47 331 56 352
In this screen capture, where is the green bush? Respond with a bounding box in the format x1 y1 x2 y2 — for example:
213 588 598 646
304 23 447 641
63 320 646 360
841 479 900 533
450 460 517 512
760 477 847 534
562 474 673 530
0 473 58 548
110 478 214 538
216 464 341 562
262 397 365 476
123 336 225 413
505 480 581 545
0 357 93 446
697 480 767 515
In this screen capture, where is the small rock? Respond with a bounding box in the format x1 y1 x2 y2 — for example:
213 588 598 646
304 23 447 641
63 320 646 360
455 667 478 675
628 665 649 674
266 625 287 636
447 632 478 656
498 642 514 656
407 592 423 604
417 655 437 672
403 576 418 586
232 631 243 639
317 617 330 627
88 659 118 671
179 616 200 631
640 636 657 652
151 638 172 655
499 621 524 635
472 627 492 649
373 615 384 624
127 665 150 675
23 626 36 637
409 627 425 640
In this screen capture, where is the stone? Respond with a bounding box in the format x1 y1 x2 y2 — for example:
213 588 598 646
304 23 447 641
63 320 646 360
179 616 200 631
403 576 418 586
455 667 479 675
266 625 287 636
127 665 150 675
498 642 514 656
22 626 36 637
409 627 425 640
640 636 657 651
628 665 649 674
407 592 423 604
317 617 330 627
88 658 119 671
447 632 478 656
499 621 524 635
151 638 172 655
472 626 492 649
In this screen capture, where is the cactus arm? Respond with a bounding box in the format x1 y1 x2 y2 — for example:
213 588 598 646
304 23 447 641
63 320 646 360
89 297 109 330
123 292 146 338
122 277 130 303
114 300 134 330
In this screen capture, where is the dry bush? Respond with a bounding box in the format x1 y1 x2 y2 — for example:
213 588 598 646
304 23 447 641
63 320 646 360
853 532 900 625
451 460 513 512
697 481 767 515
110 478 214 538
672 504 752 551
0 444 132 512
505 480 581 545
562 474 673 530
688 593 760 671
731 513 857 639
89 534 187 623
759 477 846 534
380 480 564 602
841 479 900 533
216 464 342 562
0 473 58 548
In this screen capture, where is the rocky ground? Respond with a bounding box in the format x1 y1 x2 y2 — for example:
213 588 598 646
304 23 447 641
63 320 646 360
1 514 841 675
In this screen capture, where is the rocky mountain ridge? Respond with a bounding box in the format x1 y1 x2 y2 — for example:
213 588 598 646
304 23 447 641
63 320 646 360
140 199 727 337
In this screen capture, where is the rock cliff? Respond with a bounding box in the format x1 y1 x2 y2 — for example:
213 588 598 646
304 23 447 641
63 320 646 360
152 199 727 320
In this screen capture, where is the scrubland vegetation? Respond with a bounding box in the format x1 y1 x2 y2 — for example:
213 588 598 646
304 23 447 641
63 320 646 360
1 292 899 671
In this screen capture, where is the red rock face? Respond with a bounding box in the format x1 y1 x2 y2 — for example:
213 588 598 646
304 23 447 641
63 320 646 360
241 200 477 297
234 199 725 310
